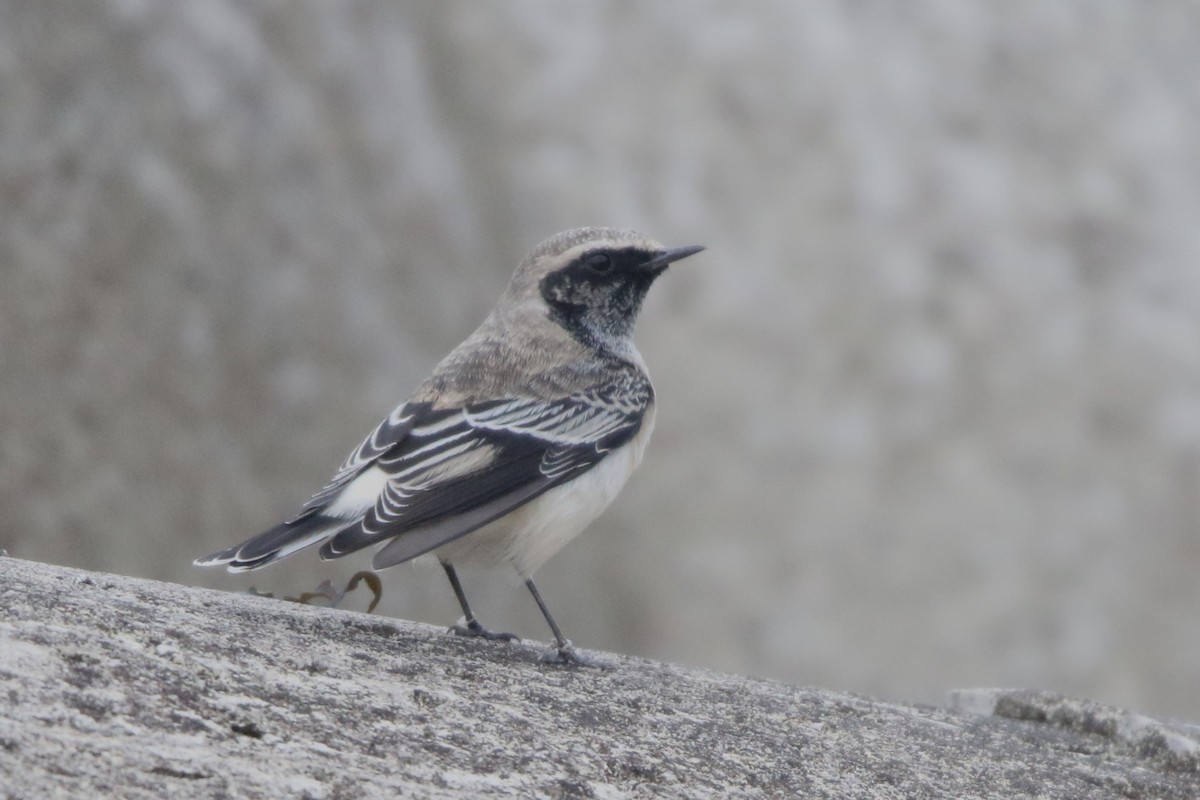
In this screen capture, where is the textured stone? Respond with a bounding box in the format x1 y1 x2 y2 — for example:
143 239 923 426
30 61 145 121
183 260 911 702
3 557 1198 799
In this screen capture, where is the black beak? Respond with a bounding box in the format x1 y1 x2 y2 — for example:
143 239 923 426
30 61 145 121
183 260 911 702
644 244 705 270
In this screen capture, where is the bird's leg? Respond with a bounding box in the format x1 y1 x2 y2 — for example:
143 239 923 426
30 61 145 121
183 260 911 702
524 577 598 666
442 562 519 642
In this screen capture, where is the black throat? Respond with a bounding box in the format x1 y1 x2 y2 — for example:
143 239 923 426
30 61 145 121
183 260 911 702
539 259 657 352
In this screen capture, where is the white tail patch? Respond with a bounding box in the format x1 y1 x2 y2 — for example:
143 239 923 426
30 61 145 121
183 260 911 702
324 466 390 519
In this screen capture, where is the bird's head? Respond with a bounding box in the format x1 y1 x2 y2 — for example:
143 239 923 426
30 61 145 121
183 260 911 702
505 227 704 350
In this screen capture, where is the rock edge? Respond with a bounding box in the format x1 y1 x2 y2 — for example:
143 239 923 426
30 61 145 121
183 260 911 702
1 556 1197 799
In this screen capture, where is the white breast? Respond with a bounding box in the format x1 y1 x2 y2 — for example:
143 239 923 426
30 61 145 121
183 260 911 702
436 403 656 576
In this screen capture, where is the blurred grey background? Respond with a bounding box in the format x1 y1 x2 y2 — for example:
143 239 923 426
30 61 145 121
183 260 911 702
4 1 1200 720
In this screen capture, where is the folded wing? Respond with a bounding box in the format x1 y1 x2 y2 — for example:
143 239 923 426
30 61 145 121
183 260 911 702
194 379 651 572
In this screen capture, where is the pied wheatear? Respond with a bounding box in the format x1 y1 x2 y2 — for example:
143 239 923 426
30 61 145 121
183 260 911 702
196 227 703 663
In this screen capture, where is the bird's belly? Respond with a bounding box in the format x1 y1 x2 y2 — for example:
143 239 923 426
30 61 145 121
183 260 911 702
436 404 656 576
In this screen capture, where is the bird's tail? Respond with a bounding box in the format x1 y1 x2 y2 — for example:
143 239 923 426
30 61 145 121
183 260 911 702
193 513 354 572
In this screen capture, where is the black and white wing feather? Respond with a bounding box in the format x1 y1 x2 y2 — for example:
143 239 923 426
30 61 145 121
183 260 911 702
194 379 652 572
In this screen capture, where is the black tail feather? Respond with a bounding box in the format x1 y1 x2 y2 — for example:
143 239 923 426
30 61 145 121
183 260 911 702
194 513 350 572
319 524 384 561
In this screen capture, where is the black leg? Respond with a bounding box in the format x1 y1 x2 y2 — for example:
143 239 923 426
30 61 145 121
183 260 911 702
525 577 595 665
442 562 518 642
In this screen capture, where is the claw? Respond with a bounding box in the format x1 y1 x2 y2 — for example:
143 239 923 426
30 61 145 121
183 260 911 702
450 619 520 642
538 641 607 668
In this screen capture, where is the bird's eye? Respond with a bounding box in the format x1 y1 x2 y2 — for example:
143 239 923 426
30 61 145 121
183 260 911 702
585 253 613 273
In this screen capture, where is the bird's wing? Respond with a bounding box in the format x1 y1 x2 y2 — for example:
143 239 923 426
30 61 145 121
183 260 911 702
297 402 424 514
196 377 652 572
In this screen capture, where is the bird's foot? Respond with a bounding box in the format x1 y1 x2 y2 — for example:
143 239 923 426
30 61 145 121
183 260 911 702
538 640 608 668
450 619 520 642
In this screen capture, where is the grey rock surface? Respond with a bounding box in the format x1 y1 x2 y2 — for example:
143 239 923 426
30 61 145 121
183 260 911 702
3 0 1200 722
2 557 1198 799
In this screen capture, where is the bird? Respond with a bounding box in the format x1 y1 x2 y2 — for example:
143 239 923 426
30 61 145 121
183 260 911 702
195 227 703 664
